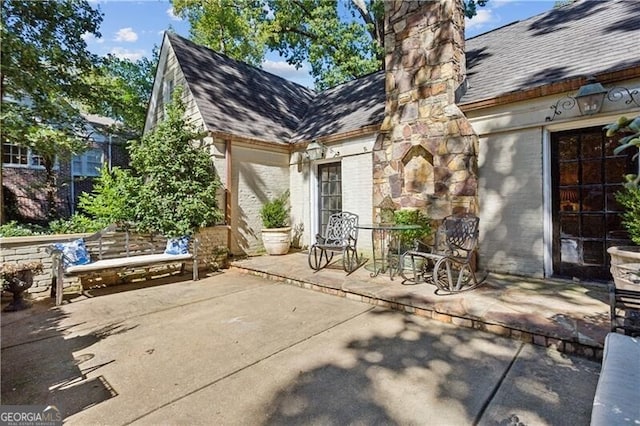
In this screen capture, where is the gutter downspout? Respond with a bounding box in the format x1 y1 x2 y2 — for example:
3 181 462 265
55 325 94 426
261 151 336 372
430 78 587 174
225 139 232 252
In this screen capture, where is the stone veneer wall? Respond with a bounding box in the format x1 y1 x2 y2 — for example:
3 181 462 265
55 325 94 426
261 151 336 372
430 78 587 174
0 226 229 300
374 0 479 221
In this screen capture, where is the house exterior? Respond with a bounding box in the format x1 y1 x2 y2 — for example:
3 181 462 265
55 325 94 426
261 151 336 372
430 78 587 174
145 0 640 282
1 114 129 224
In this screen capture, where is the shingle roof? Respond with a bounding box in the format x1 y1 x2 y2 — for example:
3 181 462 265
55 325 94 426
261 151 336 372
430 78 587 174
167 33 314 143
461 0 640 104
167 0 640 144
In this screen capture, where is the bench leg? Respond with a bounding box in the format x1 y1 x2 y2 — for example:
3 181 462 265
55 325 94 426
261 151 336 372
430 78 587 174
193 258 199 281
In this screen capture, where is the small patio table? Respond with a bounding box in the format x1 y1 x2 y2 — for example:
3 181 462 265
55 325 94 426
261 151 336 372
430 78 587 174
357 223 421 280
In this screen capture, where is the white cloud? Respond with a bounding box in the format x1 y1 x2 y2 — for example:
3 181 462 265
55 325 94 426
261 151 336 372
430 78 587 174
81 32 103 44
167 7 181 21
114 27 138 42
465 9 499 31
110 47 145 61
262 59 313 88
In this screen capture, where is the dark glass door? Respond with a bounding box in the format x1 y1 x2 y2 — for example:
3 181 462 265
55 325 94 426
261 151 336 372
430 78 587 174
318 163 342 235
551 127 635 280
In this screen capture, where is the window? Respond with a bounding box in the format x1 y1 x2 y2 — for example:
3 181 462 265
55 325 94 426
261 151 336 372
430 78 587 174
2 142 44 167
163 78 175 106
72 148 103 176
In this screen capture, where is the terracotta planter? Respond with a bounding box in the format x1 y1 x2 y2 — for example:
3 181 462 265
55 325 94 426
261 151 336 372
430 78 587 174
607 246 640 291
261 227 291 255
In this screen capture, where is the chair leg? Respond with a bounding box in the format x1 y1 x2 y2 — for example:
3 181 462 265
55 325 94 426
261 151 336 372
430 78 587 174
343 246 358 273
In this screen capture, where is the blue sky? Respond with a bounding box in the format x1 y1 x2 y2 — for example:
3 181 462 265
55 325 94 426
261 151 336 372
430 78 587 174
84 0 558 88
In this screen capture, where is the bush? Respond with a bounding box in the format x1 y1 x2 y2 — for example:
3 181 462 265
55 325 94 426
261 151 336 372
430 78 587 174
393 209 432 247
48 214 107 234
260 191 290 228
616 186 640 245
0 221 47 237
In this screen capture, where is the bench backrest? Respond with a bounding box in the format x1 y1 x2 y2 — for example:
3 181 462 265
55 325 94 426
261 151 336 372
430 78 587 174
322 212 359 247
86 229 169 260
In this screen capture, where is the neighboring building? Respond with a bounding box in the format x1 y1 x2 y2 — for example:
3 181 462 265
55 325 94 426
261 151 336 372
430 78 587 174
2 114 129 224
145 0 640 282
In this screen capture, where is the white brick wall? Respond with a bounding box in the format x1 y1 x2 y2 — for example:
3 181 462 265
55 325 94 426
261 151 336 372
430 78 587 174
477 128 544 276
342 154 373 256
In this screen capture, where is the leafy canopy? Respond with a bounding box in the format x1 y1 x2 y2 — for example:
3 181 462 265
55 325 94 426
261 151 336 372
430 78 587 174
170 0 488 90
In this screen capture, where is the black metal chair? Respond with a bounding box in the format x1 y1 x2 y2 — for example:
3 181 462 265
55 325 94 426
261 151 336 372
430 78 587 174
308 212 359 273
609 263 640 336
399 214 483 293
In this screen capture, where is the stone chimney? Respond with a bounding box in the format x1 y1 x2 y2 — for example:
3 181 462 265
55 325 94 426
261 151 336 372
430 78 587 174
373 0 479 221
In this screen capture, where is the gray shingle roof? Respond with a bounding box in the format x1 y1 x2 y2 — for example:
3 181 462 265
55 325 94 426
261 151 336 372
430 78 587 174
461 0 640 104
168 33 314 143
167 0 639 144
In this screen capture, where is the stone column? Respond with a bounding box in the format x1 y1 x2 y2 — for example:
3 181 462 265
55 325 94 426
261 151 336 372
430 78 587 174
374 0 479 221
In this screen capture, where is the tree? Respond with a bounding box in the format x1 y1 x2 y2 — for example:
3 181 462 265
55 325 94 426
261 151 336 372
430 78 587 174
86 52 158 136
127 87 223 237
1 0 103 221
170 0 487 89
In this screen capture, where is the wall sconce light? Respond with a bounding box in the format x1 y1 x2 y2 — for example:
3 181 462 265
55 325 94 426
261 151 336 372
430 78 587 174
545 77 639 122
305 139 326 161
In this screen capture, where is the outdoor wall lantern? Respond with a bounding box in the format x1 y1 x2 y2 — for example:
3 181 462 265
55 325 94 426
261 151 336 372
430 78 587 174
545 77 639 122
305 139 326 161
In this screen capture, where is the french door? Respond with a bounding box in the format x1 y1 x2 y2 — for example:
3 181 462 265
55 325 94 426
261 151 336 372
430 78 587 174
318 162 342 235
551 126 635 280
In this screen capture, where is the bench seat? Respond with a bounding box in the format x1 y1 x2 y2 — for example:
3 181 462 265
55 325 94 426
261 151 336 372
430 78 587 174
66 253 193 274
590 333 640 425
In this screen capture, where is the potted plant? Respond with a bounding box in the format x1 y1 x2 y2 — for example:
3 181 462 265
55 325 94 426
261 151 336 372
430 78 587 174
1 261 43 311
604 115 640 288
260 191 291 255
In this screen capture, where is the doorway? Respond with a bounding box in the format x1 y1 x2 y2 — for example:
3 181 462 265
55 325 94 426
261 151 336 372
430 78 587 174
318 162 342 235
551 126 635 280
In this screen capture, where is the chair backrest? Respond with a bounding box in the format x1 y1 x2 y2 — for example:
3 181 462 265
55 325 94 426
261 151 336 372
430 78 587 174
323 212 359 246
442 214 479 254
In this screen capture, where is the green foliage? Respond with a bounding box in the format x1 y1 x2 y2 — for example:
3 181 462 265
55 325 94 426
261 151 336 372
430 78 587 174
393 209 432 247
78 166 138 226
128 87 222 237
172 0 268 67
616 186 640 245
85 53 157 135
0 221 46 237
48 214 107 235
260 191 290 228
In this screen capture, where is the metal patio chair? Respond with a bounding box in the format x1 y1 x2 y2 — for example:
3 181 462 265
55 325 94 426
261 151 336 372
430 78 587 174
399 214 483 293
308 211 359 273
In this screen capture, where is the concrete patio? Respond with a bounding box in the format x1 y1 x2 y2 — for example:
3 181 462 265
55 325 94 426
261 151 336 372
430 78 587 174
1 268 601 425
231 251 611 359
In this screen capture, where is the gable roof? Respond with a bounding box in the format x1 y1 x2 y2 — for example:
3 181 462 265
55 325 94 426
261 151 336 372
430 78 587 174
461 0 640 104
163 0 639 145
167 33 315 144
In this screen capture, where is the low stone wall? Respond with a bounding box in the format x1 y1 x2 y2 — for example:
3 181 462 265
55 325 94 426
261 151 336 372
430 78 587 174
0 226 229 300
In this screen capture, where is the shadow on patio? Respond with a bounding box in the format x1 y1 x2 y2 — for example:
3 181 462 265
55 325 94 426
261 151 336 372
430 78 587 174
231 251 610 359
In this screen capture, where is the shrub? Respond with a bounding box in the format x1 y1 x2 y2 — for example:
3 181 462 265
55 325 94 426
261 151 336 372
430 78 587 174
393 209 432 247
48 214 107 234
616 186 640 245
260 191 290 228
0 221 46 237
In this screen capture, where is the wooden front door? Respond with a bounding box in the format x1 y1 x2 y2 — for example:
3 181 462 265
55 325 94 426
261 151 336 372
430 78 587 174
551 126 635 280
318 162 342 235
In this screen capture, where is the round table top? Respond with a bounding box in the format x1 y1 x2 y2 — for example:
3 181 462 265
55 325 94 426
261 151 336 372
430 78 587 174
357 223 422 230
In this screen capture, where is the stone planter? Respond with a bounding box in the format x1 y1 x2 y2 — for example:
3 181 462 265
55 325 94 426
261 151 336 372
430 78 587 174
2 269 35 311
261 227 291 255
608 246 640 291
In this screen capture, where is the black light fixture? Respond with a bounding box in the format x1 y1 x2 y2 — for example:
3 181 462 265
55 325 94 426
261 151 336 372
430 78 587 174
305 140 325 161
574 77 608 116
545 77 639 122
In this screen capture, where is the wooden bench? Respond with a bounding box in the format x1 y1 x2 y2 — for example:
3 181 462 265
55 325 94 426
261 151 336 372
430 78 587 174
49 225 199 305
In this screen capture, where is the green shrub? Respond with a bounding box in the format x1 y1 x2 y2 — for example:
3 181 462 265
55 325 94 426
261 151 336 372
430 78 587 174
260 191 290 228
48 214 107 234
393 209 432 247
0 221 47 237
616 186 640 245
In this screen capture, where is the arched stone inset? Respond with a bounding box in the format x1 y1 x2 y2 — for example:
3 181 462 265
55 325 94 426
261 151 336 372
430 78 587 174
402 145 434 195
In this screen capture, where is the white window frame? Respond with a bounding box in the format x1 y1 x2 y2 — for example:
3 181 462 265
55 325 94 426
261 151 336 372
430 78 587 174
72 148 103 177
2 142 45 169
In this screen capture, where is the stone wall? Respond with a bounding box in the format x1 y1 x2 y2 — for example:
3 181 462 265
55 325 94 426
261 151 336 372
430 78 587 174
374 0 479 222
0 226 229 300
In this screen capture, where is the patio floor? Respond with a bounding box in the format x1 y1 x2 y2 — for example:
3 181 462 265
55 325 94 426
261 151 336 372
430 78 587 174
231 251 611 360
